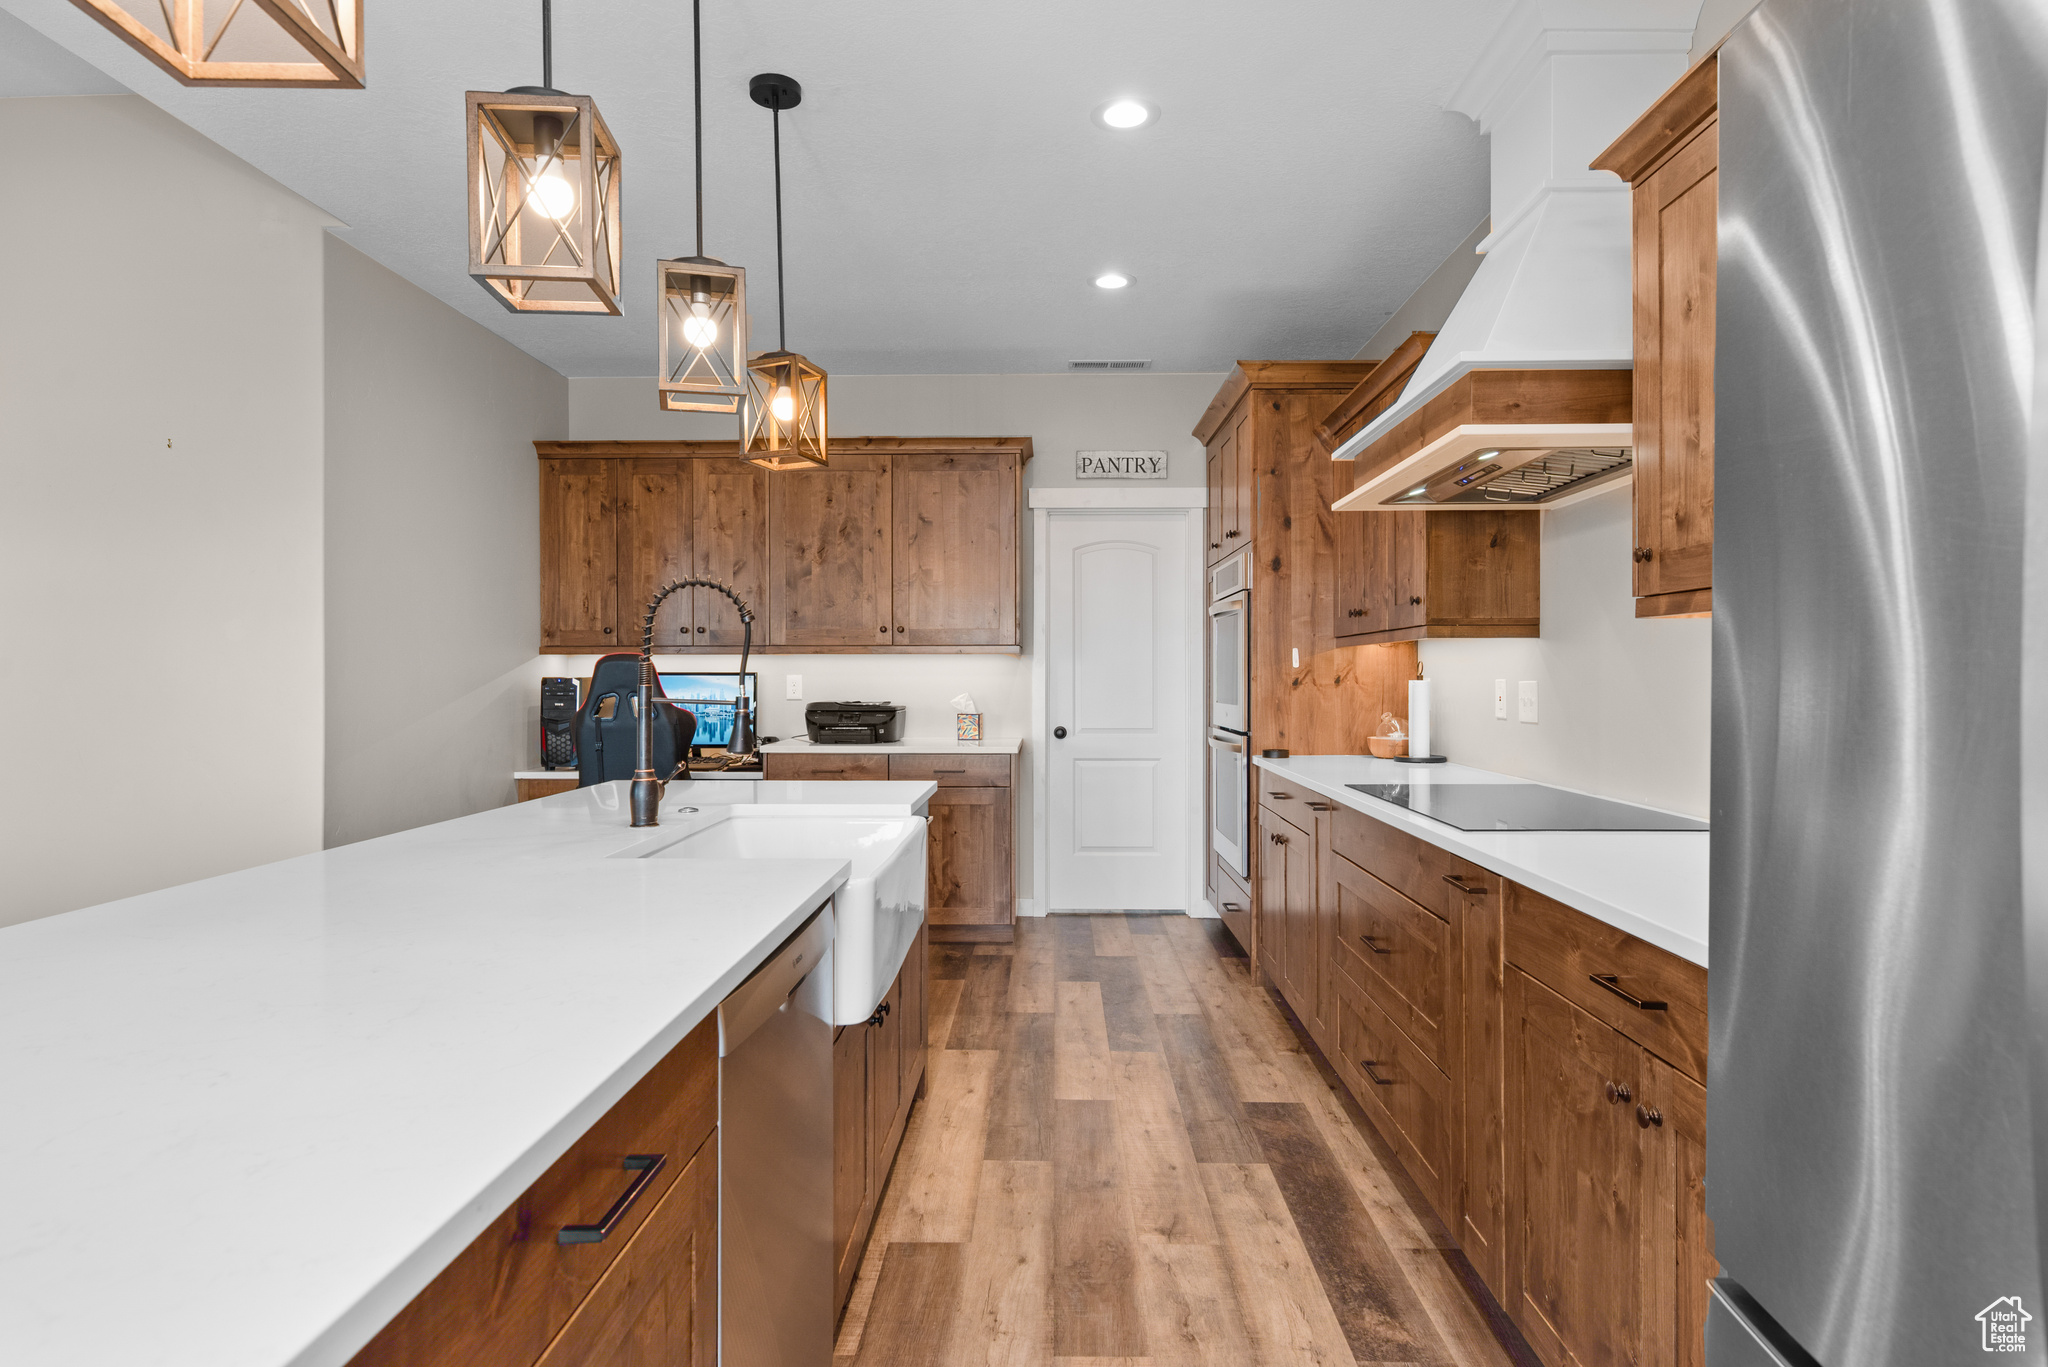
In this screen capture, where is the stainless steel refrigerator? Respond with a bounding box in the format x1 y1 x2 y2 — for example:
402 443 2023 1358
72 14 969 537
1712 0 2048 1362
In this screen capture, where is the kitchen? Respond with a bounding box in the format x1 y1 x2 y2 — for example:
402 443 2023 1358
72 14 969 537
0 0 2039 1365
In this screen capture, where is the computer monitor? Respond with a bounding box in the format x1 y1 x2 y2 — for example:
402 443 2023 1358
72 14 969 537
657 672 759 751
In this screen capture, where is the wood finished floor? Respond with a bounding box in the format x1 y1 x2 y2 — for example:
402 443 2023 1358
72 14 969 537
833 914 1536 1367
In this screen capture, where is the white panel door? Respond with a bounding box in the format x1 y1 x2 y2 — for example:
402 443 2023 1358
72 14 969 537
1048 513 1190 910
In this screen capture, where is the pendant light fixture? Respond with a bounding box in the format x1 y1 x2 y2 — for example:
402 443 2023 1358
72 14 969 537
466 0 623 314
70 0 363 87
655 0 746 413
743 72 829 471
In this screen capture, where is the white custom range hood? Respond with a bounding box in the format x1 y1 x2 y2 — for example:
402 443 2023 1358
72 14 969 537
1331 0 1696 512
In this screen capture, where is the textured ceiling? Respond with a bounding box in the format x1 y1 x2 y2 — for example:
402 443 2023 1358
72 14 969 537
1 0 1505 377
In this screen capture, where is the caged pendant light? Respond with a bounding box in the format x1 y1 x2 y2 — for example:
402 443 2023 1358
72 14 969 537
743 72 828 471
466 0 622 314
655 0 746 414
70 0 364 87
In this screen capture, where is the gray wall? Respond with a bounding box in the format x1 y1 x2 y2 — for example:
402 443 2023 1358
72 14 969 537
0 96 330 927
323 239 567 847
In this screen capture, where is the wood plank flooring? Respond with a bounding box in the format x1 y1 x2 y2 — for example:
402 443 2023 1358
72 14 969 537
835 914 1536 1366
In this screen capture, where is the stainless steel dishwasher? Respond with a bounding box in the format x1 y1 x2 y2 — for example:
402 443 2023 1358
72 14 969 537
718 903 834 1367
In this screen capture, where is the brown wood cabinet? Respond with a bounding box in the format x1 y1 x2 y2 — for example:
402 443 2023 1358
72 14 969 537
1265 790 1711 1367
762 748 1020 943
1333 508 1541 643
535 439 1028 654
1595 55 1719 620
832 923 928 1315
348 1018 718 1367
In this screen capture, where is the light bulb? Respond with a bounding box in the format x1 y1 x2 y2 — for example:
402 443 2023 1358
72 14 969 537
531 163 576 221
681 304 718 350
1094 271 1131 289
770 386 795 422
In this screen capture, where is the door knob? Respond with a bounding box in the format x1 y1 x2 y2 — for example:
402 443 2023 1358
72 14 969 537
1054 726 1067 739
1636 1104 1664 1129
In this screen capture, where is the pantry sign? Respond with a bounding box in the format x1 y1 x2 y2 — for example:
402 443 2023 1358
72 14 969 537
1076 450 1168 480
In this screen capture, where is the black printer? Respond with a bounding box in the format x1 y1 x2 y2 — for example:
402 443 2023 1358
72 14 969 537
804 701 907 744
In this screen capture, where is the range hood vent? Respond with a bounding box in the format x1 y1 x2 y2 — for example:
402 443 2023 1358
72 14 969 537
1328 0 1696 488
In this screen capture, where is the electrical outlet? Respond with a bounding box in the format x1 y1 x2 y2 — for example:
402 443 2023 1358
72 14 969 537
1517 680 1539 724
1494 679 1508 720
785 674 804 700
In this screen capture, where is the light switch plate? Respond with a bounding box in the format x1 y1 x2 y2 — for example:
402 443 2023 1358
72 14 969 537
1494 679 1508 720
785 674 803 700
1517 680 1539 724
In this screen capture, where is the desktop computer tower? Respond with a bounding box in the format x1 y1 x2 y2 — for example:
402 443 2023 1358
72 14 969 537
541 677 579 769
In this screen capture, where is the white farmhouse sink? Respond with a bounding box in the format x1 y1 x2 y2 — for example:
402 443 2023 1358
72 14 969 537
637 814 927 1024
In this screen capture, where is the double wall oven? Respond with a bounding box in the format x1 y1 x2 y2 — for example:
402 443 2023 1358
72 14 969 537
1207 552 1251 879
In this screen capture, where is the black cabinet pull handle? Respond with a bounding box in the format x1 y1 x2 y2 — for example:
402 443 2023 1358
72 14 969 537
1589 973 1667 1011
1267 791 1292 799
602 626 613 634
1636 1103 1664 1129
933 768 966 773
1604 1080 1633 1105
1441 874 1489 895
1409 595 1422 606
1222 902 1243 913
1306 802 1334 812
1359 934 1390 955
1359 1059 1396 1086
867 1001 892 1027
1225 529 1241 538
559 1154 666 1244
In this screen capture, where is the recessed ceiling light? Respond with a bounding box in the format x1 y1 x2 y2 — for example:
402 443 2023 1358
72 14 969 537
1093 98 1157 131
1094 272 1131 289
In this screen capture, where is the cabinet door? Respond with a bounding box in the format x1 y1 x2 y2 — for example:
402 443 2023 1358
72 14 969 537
1428 510 1540 630
1635 120 1717 603
1386 511 1428 632
1228 407 1255 544
1452 867 1509 1299
1281 818 1316 1023
1205 446 1227 563
926 787 1014 929
832 1023 871 1307
899 922 928 1106
618 460 693 652
767 453 892 647
892 451 1018 646
534 1135 717 1367
1640 1053 1713 1367
1333 507 1374 639
692 459 767 648
541 459 620 651
870 971 904 1165
1255 809 1287 985
1508 970 1643 1367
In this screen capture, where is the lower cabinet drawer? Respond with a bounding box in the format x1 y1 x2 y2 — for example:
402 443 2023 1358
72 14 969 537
534 1132 718 1366
1505 883 1708 1083
764 753 892 782
1335 980 1453 1222
1330 853 1450 1072
1213 855 1253 957
888 753 1011 786
348 1018 718 1367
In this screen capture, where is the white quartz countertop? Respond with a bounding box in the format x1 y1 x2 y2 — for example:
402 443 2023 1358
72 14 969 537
0 777 936 1367
1254 756 1709 967
760 736 1023 756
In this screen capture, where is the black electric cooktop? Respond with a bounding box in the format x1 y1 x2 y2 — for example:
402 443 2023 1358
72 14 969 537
1344 782 1708 832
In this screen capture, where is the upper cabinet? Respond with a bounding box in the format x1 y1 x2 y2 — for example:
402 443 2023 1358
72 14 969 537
1203 402 1253 566
535 439 1028 654
1334 510 1540 645
1595 55 1719 620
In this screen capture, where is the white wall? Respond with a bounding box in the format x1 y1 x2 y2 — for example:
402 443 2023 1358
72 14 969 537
0 96 330 927
323 239 567 847
563 370 1226 906
1418 487 1711 816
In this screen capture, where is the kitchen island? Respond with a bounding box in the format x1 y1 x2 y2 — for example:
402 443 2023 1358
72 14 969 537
0 778 934 1367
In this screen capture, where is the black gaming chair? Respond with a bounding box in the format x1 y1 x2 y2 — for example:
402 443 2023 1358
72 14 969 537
576 654 698 787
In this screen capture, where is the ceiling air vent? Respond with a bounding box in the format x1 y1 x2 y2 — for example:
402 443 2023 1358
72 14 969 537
1067 359 1152 371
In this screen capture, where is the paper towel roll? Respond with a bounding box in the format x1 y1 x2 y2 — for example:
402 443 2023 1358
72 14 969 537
1408 678 1432 762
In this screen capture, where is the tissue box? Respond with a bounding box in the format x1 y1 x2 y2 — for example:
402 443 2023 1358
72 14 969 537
956 712 983 742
